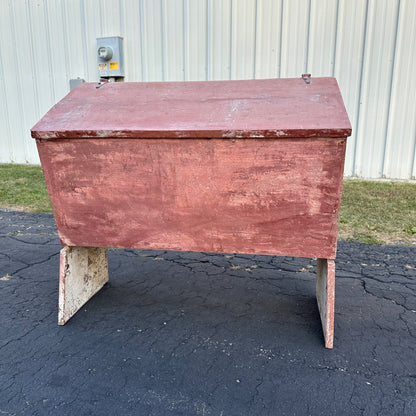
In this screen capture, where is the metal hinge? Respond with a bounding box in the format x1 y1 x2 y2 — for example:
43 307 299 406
302 73 311 84
96 78 109 89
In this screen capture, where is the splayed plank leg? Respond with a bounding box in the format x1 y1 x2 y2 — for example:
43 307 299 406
316 258 335 349
58 246 108 325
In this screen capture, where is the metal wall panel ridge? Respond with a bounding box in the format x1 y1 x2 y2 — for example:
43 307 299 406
383 1 416 180
0 0 415 178
140 0 163 81
333 0 368 177
163 0 185 81
307 0 338 77
354 0 400 178
254 0 282 79
185 0 208 81
208 0 232 80
280 0 310 78
230 0 257 80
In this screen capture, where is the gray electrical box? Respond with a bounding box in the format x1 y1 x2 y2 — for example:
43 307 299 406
69 77 85 90
97 36 124 78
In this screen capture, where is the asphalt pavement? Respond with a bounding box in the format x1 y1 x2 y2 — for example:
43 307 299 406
1 209 415 416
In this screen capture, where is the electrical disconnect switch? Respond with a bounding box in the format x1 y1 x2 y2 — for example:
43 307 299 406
97 36 124 79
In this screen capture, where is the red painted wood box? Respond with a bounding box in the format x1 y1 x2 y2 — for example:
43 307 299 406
31 77 351 348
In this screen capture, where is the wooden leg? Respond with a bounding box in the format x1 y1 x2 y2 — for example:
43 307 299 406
58 246 108 325
316 258 335 349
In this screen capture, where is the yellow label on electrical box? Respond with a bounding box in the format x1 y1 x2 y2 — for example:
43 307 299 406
110 62 119 70
98 62 107 71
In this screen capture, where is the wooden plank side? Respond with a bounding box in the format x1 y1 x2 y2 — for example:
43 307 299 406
31 78 352 140
316 258 335 349
58 246 108 325
37 137 346 259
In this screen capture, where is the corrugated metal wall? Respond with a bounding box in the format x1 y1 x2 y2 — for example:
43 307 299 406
1 0 415 179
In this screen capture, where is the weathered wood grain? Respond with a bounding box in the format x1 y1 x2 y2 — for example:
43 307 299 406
316 258 335 349
38 137 346 259
58 246 108 325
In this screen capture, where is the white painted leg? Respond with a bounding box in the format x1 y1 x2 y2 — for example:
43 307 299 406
58 246 108 325
316 258 335 349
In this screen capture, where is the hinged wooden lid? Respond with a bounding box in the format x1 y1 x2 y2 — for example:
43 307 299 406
31 77 351 140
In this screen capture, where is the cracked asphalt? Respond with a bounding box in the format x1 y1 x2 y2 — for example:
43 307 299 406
1 209 416 416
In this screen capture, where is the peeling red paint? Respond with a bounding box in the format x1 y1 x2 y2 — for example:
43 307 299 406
37 137 346 259
31 78 352 140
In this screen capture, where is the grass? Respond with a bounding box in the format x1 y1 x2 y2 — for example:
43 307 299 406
0 164 415 245
339 180 416 245
0 164 51 213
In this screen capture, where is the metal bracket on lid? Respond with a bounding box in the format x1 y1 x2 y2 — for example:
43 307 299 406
96 78 109 89
302 74 311 84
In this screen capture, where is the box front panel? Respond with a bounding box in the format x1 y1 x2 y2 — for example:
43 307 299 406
37 137 346 259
